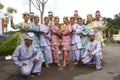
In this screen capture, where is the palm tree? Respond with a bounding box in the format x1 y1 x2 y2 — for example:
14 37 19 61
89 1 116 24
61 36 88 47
4 7 17 33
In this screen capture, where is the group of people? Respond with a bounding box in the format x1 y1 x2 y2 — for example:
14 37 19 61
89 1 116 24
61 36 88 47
11 10 107 77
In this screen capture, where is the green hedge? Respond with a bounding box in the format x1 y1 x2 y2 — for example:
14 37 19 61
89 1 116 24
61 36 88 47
0 32 20 56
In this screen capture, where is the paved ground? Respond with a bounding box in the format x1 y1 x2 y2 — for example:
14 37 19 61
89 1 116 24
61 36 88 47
0 44 120 80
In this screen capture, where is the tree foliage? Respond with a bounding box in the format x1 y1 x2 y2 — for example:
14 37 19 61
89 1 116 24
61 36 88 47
0 2 4 10
104 12 120 38
104 18 114 37
6 7 17 14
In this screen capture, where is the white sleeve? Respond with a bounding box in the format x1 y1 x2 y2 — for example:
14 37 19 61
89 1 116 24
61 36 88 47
76 25 82 34
82 43 89 58
33 46 40 60
12 46 22 67
92 41 101 55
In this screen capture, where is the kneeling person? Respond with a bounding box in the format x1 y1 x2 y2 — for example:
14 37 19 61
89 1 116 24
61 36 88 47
12 35 42 76
82 31 102 70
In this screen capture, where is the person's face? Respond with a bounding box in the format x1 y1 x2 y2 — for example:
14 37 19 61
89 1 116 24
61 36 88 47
87 16 92 23
55 19 59 25
30 15 34 21
95 12 101 20
74 14 78 18
63 19 68 24
49 15 53 20
44 18 49 25
34 17 39 25
77 19 83 25
24 15 29 22
70 19 75 25
89 35 95 41
25 39 32 46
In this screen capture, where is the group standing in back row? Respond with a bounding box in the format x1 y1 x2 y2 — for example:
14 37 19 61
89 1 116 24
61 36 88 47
11 10 107 77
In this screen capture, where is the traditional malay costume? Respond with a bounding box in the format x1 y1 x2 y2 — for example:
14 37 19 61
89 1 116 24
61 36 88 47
12 34 42 76
70 17 82 65
80 25 89 57
28 16 45 62
77 17 90 59
50 17 61 66
61 17 72 67
11 12 30 45
39 18 53 68
82 31 102 70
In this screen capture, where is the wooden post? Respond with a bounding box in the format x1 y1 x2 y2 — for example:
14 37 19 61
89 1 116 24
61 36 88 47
2 18 4 34
0 12 5 34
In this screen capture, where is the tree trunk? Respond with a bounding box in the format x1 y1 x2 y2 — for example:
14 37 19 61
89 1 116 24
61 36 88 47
6 24 7 33
41 12 43 24
40 4 45 24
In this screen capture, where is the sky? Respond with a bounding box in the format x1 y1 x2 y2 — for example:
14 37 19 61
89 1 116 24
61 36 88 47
0 0 120 24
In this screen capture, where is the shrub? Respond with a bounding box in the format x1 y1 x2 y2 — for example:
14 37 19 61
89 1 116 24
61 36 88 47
0 32 20 56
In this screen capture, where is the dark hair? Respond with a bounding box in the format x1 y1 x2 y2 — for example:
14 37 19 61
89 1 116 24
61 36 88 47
44 16 49 20
63 16 69 21
34 15 39 19
22 12 29 18
54 16 59 21
77 17 82 21
70 16 75 20
95 10 100 14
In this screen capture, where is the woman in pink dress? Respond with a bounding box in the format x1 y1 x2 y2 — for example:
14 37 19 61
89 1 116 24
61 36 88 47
50 16 61 67
60 17 72 67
